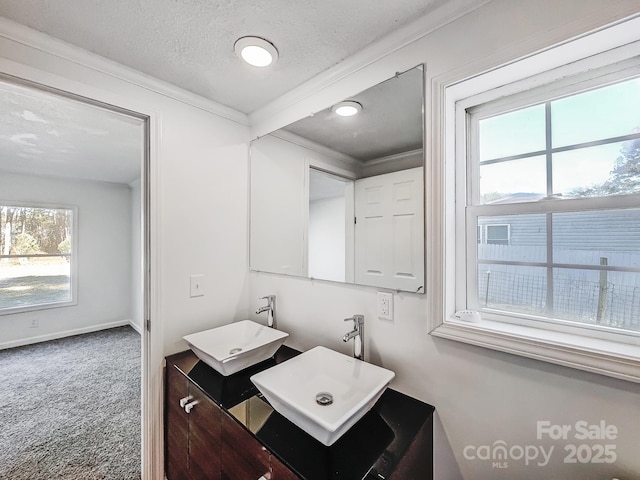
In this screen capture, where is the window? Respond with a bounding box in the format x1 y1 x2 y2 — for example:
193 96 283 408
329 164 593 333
467 73 640 333
431 20 640 383
480 224 510 245
0 203 77 314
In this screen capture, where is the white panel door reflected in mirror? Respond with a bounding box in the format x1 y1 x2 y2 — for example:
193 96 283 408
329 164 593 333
354 167 424 292
249 65 425 293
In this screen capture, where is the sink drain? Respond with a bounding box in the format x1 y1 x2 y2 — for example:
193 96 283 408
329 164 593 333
315 392 333 406
229 347 243 355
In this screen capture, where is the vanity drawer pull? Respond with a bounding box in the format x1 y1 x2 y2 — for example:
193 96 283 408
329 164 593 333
179 395 193 408
184 400 199 414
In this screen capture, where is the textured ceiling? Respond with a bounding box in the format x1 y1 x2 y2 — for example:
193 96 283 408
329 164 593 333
0 1 446 184
282 65 423 161
0 80 144 185
0 0 445 114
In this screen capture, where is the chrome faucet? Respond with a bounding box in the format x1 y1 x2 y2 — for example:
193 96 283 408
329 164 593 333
343 314 364 361
256 295 276 328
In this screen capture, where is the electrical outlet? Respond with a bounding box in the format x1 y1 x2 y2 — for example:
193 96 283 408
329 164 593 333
190 274 205 298
29 317 39 328
377 292 393 321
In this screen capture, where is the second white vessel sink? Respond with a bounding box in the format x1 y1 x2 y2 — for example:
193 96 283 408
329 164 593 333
250 346 395 446
183 320 288 376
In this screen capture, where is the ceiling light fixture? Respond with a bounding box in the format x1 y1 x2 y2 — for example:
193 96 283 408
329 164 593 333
332 101 362 117
234 36 279 67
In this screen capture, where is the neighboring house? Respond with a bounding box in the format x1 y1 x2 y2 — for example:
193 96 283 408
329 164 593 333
476 193 640 329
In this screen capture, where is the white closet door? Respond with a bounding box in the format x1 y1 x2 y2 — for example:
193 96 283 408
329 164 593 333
354 167 424 292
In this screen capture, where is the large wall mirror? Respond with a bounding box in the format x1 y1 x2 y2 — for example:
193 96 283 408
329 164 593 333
250 65 425 293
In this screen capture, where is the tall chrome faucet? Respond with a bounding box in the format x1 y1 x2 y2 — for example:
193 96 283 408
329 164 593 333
343 314 364 361
256 295 276 328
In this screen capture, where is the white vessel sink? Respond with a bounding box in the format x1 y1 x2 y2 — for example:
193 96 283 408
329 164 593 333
250 346 395 446
183 320 288 376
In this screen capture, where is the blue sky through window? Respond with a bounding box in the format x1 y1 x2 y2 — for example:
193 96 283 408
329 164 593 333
478 77 640 199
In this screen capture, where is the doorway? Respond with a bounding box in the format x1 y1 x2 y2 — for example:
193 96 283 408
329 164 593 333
0 74 149 478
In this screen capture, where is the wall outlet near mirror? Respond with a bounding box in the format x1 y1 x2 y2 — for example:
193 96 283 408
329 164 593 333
377 292 393 321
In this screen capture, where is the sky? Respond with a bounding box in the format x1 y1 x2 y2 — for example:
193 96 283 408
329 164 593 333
478 77 640 200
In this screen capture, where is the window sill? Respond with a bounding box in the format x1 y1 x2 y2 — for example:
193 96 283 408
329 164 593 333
0 300 77 316
430 318 640 383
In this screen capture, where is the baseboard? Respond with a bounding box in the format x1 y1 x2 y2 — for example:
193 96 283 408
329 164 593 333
129 319 144 335
0 319 136 350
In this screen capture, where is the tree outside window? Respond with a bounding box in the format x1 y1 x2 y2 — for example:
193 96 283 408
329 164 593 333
0 204 75 312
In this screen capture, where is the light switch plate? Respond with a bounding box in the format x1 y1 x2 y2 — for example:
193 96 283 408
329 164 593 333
190 274 205 298
377 292 393 321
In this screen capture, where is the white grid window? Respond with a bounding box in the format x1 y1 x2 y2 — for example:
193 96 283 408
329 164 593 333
432 21 640 383
465 72 640 335
0 203 77 314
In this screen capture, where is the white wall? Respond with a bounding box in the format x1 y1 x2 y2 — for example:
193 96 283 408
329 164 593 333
250 134 308 277
130 178 143 332
251 133 358 279
249 1 640 479
158 103 250 353
0 20 251 351
308 196 346 282
3 3 640 479
0 20 251 478
0 172 132 347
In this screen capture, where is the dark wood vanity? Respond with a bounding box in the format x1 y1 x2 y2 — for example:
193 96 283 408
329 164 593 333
165 346 434 480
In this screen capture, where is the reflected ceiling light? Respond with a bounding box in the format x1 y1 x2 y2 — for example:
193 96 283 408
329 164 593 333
234 36 278 67
332 101 362 117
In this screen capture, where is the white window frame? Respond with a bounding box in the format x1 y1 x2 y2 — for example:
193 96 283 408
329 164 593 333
430 18 640 383
0 201 78 315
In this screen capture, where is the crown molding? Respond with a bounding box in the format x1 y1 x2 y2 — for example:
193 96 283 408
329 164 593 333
365 148 424 167
249 0 491 132
0 17 249 126
269 129 362 175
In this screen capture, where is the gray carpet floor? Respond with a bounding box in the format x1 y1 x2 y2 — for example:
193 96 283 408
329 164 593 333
0 326 141 480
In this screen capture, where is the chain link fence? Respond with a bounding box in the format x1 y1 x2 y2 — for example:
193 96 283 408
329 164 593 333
478 268 640 331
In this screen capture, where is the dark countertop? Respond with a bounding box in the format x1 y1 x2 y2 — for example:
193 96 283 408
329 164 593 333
167 346 435 480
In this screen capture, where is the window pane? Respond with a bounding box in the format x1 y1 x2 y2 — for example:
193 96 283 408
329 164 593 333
477 265 547 315
479 156 546 204
553 141 640 197
479 103 546 161
0 205 73 311
486 225 509 244
477 266 640 332
553 209 640 267
553 268 640 332
0 256 71 308
551 77 640 148
478 214 546 262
